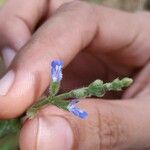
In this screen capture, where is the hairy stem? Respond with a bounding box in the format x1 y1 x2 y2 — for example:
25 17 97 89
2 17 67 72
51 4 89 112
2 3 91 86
27 78 133 119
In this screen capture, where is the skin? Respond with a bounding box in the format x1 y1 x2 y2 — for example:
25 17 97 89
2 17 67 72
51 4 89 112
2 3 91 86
0 0 150 149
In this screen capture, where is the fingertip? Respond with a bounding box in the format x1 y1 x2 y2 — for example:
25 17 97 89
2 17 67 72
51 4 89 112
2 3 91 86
0 70 37 119
20 118 38 150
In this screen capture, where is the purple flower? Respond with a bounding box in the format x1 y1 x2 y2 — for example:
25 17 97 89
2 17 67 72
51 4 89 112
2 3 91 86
51 60 64 82
67 100 88 119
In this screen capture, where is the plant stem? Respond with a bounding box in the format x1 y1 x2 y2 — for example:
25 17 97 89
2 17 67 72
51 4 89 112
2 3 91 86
26 94 71 118
55 92 73 99
27 78 133 118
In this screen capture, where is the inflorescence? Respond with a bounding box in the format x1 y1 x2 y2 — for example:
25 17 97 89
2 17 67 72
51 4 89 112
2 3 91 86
27 60 133 120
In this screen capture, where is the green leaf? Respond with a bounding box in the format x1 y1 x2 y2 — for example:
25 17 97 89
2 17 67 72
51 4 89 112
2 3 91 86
0 119 21 138
0 133 19 150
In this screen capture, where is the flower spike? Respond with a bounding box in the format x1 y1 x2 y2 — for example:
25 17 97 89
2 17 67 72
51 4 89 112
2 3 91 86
27 59 133 120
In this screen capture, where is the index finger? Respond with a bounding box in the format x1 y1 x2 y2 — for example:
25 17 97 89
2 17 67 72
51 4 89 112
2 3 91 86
0 1 143 118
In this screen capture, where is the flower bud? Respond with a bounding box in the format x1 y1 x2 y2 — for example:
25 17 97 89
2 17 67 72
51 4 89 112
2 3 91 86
88 80 105 97
121 77 133 87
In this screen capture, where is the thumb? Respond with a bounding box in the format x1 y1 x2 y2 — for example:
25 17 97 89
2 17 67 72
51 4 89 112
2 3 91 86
20 99 150 150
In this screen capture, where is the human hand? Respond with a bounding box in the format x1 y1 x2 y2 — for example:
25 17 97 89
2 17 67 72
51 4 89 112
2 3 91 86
0 1 150 149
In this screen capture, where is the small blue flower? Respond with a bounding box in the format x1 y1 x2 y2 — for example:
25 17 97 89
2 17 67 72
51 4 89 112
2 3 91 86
51 60 64 82
67 100 88 119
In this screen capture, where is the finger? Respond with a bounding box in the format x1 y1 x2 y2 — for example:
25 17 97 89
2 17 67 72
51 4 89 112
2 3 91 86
0 0 48 49
123 61 150 98
0 1 144 118
0 0 74 68
0 1 97 118
87 10 150 68
20 98 150 150
0 0 47 68
0 0 74 50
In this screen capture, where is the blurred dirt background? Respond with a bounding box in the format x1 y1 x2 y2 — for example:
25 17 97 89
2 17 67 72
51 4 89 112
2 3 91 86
88 0 149 11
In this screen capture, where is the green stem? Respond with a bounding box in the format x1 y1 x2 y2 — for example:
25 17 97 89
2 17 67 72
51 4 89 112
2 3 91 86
26 97 50 119
26 95 71 119
55 92 73 99
27 78 133 118
26 88 83 119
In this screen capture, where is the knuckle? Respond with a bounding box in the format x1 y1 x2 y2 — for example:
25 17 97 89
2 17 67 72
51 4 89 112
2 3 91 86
96 106 129 150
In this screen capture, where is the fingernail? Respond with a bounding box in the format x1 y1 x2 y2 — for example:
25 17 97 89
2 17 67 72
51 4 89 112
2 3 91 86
37 117 73 150
0 70 15 96
2 47 16 68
